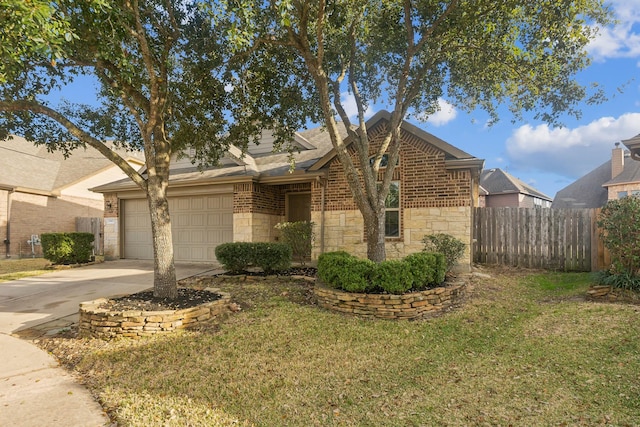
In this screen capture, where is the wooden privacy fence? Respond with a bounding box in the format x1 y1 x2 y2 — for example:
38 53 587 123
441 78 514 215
473 207 610 272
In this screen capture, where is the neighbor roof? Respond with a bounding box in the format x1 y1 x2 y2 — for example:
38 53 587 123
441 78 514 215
480 168 552 201
0 136 144 195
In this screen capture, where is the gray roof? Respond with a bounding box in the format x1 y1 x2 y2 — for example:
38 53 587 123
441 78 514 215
552 160 610 208
0 136 144 194
480 168 552 201
93 125 341 192
552 152 640 209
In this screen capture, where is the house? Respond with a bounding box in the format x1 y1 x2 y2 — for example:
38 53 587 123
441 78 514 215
0 136 144 258
93 111 484 270
479 168 552 208
552 142 640 208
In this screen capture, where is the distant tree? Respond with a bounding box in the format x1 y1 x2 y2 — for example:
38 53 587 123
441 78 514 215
0 0 313 297
230 0 612 262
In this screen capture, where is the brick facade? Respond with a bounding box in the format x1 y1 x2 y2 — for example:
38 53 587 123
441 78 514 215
310 124 477 270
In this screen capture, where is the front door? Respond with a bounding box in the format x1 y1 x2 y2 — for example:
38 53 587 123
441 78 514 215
287 193 311 222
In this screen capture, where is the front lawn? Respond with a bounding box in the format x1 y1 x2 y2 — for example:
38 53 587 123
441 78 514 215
0 258 51 282
40 268 640 426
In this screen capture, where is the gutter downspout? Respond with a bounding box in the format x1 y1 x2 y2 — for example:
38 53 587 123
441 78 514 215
320 177 326 255
4 188 13 258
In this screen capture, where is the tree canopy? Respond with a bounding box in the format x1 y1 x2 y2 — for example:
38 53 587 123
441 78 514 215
229 0 612 262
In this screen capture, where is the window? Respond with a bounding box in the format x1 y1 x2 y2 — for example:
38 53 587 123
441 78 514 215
383 181 400 237
632 190 640 197
618 191 628 199
369 154 398 168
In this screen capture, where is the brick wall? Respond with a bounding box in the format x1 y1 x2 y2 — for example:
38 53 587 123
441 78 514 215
3 191 103 258
310 123 475 270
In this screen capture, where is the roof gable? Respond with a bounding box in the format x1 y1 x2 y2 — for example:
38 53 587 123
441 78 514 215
0 136 144 194
481 168 552 201
308 110 480 172
551 160 610 208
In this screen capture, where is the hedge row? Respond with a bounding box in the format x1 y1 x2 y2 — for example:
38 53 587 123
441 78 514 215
317 251 446 294
215 242 292 274
41 232 95 264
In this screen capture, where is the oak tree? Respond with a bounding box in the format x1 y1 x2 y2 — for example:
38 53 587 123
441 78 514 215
232 0 612 262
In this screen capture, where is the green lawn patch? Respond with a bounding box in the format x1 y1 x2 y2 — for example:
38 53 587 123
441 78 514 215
41 269 640 426
0 258 51 282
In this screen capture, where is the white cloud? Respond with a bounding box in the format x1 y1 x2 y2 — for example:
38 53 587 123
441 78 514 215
414 98 458 126
505 112 640 178
339 92 374 121
588 1 640 60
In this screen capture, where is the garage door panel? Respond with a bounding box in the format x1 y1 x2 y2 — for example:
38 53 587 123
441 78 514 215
123 194 233 261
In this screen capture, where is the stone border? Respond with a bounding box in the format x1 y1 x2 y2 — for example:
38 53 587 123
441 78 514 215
587 285 640 304
79 288 232 339
314 282 466 319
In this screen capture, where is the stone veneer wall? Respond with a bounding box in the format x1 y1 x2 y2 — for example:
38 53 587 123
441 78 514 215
79 289 231 339
312 206 472 270
233 212 283 243
314 283 466 319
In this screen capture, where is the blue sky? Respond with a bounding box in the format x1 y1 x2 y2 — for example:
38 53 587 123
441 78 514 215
52 1 639 200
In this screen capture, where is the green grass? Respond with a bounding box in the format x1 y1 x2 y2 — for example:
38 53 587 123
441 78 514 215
43 269 640 426
0 258 51 282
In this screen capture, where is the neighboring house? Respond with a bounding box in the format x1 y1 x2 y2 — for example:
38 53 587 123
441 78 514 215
0 136 144 258
552 142 640 208
93 111 484 270
479 168 552 208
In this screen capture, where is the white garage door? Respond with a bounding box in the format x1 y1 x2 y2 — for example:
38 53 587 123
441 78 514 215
123 194 233 262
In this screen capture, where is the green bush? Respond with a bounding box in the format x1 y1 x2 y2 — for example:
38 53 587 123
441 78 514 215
252 242 292 274
215 242 292 274
405 252 446 290
275 221 314 264
372 260 414 294
41 232 94 264
215 242 254 272
318 251 374 292
422 233 465 272
597 196 640 289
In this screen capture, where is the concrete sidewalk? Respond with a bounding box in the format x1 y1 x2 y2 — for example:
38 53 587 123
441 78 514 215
0 260 216 427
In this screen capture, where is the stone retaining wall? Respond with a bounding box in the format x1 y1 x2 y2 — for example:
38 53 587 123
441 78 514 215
587 285 640 304
314 283 466 319
79 288 232 339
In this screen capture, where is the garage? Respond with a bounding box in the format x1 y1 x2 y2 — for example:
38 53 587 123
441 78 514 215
122 194 233 262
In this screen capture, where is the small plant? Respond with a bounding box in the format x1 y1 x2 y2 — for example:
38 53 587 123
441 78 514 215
275 221 315 264
372 260 414 294
215 242 254 273
422 233 465 272
318 252 375 292
215 242 292 274
41 232 94 264
597 196 640 289
252 242 292 274
405 252 446 290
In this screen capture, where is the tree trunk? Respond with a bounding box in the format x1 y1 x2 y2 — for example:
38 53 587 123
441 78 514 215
147 177 177 299
365 207 386 263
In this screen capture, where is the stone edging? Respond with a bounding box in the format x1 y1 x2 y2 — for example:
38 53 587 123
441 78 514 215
314 282 466 319
79 288 232 339
587 285 640 304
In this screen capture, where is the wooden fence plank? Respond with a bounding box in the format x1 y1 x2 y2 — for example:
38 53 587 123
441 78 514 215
472 207 603 272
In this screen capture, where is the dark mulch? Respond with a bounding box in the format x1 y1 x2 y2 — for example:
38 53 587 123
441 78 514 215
101 288 222 312
98 267 317 312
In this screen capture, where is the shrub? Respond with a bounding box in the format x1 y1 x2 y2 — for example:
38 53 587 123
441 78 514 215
405 252 446 290
597 196 640 289
422 233 465 272
41 232 94 264
252 242 292 274
215 242 292 274
318 251 374 292
275 221 315 264
215 242 253 272
372 260 414 294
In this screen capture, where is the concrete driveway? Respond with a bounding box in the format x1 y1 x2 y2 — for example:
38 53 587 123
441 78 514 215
0 259 217 426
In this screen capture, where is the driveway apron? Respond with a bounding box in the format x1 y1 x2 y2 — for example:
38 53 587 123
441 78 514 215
0 260 216 426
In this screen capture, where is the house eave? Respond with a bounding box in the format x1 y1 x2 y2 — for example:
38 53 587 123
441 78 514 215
622 135 640 161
